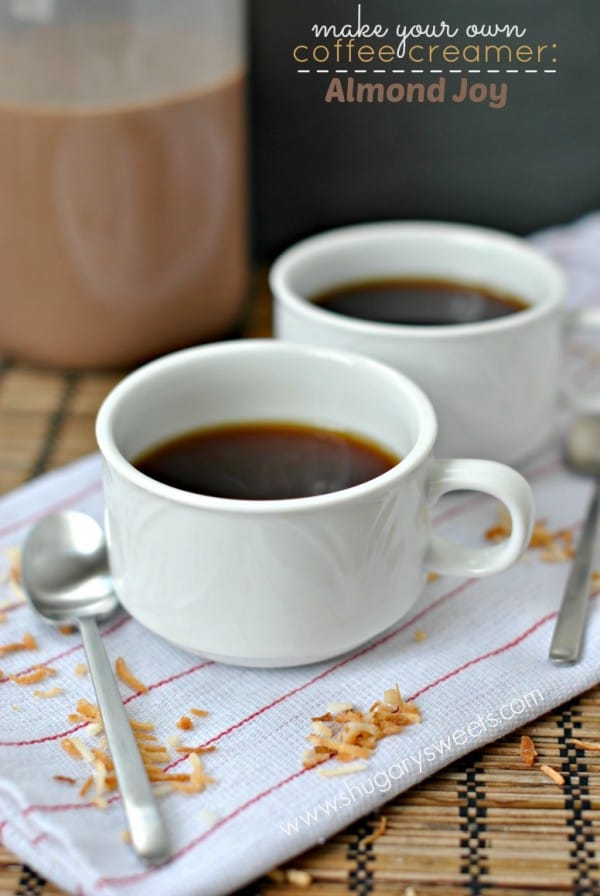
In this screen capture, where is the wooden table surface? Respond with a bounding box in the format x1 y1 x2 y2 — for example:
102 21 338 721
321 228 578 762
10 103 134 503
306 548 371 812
1 275 599 896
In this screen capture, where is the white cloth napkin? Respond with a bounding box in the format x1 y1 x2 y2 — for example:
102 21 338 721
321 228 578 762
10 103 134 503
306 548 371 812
1 215 600 896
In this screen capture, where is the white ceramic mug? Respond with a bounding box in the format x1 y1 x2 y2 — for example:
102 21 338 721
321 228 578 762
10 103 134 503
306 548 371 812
272 221 600 464
96 340 534 667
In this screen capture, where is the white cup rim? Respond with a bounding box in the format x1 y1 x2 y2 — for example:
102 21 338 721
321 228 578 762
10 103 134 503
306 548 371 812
271 220 566 339
96 340 438 514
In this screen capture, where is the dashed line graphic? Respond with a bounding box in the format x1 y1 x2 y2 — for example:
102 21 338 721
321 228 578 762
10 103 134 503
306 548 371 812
297 68 557 75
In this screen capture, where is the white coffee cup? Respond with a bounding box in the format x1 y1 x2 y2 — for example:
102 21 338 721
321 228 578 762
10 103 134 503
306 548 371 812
272 221 600 464
96 340 534 667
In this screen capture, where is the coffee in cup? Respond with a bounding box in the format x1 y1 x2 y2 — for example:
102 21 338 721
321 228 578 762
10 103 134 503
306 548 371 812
133 421 399 500
313 277 529 326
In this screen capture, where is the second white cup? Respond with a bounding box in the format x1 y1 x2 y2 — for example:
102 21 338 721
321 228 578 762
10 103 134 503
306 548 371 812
272 221 599 464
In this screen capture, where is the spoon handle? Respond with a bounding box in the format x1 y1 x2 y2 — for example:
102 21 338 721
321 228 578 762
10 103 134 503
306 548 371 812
78 616 169 862
549 479 600 665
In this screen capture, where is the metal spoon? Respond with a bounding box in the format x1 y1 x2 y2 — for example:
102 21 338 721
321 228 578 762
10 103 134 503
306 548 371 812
21 510 169 863
549 416 600 664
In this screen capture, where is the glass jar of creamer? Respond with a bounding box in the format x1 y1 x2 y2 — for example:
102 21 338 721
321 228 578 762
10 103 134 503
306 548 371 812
0 0 247 367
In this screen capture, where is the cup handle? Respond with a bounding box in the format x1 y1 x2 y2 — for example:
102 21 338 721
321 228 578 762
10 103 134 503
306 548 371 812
425 459 535 577
562 308 600 413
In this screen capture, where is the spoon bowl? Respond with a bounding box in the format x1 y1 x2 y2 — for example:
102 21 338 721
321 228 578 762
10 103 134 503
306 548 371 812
22 511 117 623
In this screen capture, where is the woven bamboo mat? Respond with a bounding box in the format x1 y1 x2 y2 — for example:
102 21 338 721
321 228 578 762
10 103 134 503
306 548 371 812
1 279 599 896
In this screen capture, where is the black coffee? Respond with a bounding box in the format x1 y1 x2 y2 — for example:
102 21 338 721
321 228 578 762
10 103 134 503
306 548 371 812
313 277 529 326
133 422 399 500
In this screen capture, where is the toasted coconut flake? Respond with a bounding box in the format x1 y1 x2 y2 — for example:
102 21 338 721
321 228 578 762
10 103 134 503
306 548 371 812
486 506 512 541
378 722 409 737
189 752 202 772
75 663 88 677
187 753 216 791
311 712 333 723
189 708 209 717
79 775 94 798
58 625 75 635
115 657 148 693
167 734 180 748
85 722 103 738
398 704 421 723
53 775 76 785
360 815 387 847
334 710 363 723
413 630 426 642
302 685 420 769
94 760 108 796
324 740 371 761
148 771 191 783
105 775 118 793
176 715 193 731
90 797 108 809
66 736 94 763
529 521 553 547
426 571 439 583
317 760 368 777
338 721 380 744
311 721 333 738
133 730 157 742
130 719 154 731
200 809 219 827
592 570 600 585
383 685 402 708
33 687 64 698
76 699 99 719
520 735 537 766
0 632 38 656
10 667 56 686
302 749 328 769
140 749 170 764
326 701 353 714
485 525 510 542
540 763 565 786
0 612 6 623
571 738 600 752
92 748 114 770
176 745 217 755
487 513 578 564
286 869 313 889
121 830 132 844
